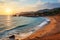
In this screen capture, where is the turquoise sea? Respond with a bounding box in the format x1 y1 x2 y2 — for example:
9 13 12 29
0 16 50 39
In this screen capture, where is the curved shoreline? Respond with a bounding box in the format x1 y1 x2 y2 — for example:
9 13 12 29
23 16 58 40
0 17 50 40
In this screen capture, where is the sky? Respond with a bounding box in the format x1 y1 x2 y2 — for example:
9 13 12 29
0 0 60 15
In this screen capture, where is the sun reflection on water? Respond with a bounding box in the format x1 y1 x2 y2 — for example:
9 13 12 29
6 16 11 26
5 15 13 30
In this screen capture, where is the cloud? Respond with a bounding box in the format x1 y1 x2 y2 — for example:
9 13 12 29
5 0 45 12
0 0 60 14
20 0 45 11
58 0 60 3
25 0 46 11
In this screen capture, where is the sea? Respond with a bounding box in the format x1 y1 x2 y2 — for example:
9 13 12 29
0 15 49 39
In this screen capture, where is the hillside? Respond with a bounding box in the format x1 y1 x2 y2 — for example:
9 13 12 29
13 8 60 17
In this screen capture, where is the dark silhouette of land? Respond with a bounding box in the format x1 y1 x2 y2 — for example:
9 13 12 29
13 7 60 17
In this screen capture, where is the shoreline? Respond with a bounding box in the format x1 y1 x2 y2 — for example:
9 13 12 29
0 15 60 40
23 16 59 40
0 16 50 40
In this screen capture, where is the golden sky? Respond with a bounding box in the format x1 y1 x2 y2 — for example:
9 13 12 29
0 0 59 15
0 0 45 15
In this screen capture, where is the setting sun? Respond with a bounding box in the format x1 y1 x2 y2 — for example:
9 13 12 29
5 8 13 15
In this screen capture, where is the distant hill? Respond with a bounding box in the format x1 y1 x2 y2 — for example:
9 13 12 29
13 7 60 17
44 3 60 9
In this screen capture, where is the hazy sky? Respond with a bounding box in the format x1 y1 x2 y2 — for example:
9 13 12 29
0 0 60 15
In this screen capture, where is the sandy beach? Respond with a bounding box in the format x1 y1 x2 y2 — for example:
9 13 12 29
23 15 60 40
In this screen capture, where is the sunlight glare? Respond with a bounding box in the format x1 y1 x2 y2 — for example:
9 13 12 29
5 8 13 15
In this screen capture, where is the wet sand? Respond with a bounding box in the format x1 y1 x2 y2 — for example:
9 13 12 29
23 15 60 40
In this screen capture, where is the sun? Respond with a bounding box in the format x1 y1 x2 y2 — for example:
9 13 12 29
5 8 13 15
